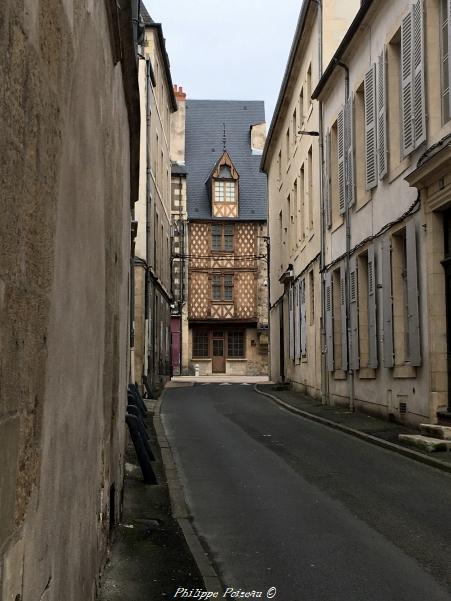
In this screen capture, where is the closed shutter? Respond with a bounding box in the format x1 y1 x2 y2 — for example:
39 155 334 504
401 8 414 157
448 0 451 117
377 48 388 179
368 245 378 369
340 264 348 371
412 0 426 148
295 281 301 360
324 129 332 229
349 255 359 371
345 96 356 207
337 108 345 214
381 237 394 368
300 279 307 355
290 288 294 360
364 64 378 190
406 220 421 366
325 272 334 372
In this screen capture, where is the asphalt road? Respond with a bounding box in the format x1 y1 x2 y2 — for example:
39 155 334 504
162 384 451 601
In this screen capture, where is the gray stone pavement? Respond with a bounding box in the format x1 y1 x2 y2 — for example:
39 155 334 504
256 383 451 468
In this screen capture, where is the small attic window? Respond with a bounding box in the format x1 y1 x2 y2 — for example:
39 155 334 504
214 180 236 202
209 151 239 217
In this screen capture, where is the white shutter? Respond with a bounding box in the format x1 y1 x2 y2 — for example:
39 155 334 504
345 95 356 207
381 237 394 368
289 287 294 360
349 255 359 371
368 245 378 369
300 279 307 355
340 264 348 371
324 129 332 229
406 220 421 366
337 108 345 214
325 272 334 372
401 7 414 157
295 281 301 360
377 48 388 179
364 64 377 190
412 0 426 148
448 0 451 118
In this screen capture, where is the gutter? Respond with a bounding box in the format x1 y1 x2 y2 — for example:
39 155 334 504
260 0 314 173
146 23 178 112
311 0 374 101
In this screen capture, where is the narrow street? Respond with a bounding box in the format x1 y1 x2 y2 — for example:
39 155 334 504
162 384 451 601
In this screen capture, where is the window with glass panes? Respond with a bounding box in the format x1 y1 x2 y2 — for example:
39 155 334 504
193 331 209 357
211 274 233 301
211 224 234 251
228 331 244 357
441 0 450 123
214 180 236 202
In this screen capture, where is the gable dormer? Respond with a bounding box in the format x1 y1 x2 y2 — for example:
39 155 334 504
208 151 239 218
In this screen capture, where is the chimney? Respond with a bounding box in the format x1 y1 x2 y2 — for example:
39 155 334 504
173 84 186 102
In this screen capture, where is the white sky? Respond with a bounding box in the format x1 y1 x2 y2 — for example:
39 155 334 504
145 0 302 124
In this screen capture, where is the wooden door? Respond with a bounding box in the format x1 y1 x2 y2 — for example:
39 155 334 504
212 331 225 373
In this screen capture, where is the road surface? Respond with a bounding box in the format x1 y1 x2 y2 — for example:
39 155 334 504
162 383 451 601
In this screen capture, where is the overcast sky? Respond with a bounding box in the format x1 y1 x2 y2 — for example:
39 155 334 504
145 0 302 124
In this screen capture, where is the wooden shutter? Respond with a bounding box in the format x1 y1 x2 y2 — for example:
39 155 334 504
340 264 348 371
295 281 301 360
300 279 307 355
325 272 334 372
448 0 451 118
324 129 332 229
364 64 378 190
401 7 414 157
289 287 294 360
345 96 356 207
377 48 388 179
381 237 394 368
368 245 378 369
412 0 426 148
337 108 345 214
349 255 359 370
406 220 421 366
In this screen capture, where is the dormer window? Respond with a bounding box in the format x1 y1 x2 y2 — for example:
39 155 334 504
207 151 239 218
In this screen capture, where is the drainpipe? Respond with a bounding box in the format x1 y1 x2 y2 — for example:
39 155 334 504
335 59 355 413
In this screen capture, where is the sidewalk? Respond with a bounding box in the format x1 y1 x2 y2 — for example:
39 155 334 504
255 384 451 472
99 400 204 601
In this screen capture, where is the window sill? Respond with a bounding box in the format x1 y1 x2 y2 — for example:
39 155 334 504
333 370 347 380
286 162 291 174
227 358 247 362
393 365 417 379
301 355 308 363
355 190 372 212
192 358 211 362
331 218 344 233
358 367 376 379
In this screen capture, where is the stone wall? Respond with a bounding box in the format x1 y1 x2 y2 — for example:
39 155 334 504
0 1 137 599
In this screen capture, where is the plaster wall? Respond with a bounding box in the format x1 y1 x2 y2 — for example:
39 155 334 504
0 1 132 599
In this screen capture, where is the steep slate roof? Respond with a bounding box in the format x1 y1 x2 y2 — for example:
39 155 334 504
185 100 267 221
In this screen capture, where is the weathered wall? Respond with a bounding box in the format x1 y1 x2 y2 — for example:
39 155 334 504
0 1 133 599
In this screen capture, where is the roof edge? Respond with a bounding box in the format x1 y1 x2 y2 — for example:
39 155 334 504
312 0 374 101
146 22 178 112
261 0 315 173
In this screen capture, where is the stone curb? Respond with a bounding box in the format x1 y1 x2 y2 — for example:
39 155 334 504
254 385 451 476
154 391 223 593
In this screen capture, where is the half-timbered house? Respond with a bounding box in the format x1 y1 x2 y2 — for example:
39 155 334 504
171 98 269 376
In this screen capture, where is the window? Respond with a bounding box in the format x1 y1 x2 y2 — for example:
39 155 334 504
357 252 370 368
292 109 297 148
211 224 234 252
293 179 298 249
307 147 313 231
285 128 290 164
278 150 282 181
332 268 343 370
193 331 209 358
228 331 245 357
211 274 234 302
441 0 450 122
330 119 340 227
214 180 236 202
299 165 305 241
392 229 409 364
306 64 312 110
299 87 304 127
309 270 314 325
355 81 367 204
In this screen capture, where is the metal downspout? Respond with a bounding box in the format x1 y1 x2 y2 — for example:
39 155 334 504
336 59 355 413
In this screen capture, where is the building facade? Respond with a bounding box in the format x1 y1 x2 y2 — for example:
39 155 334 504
262 0 360 397
313 0 451 427
134 6 177 393
171 99 269 376
0 1 140 600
